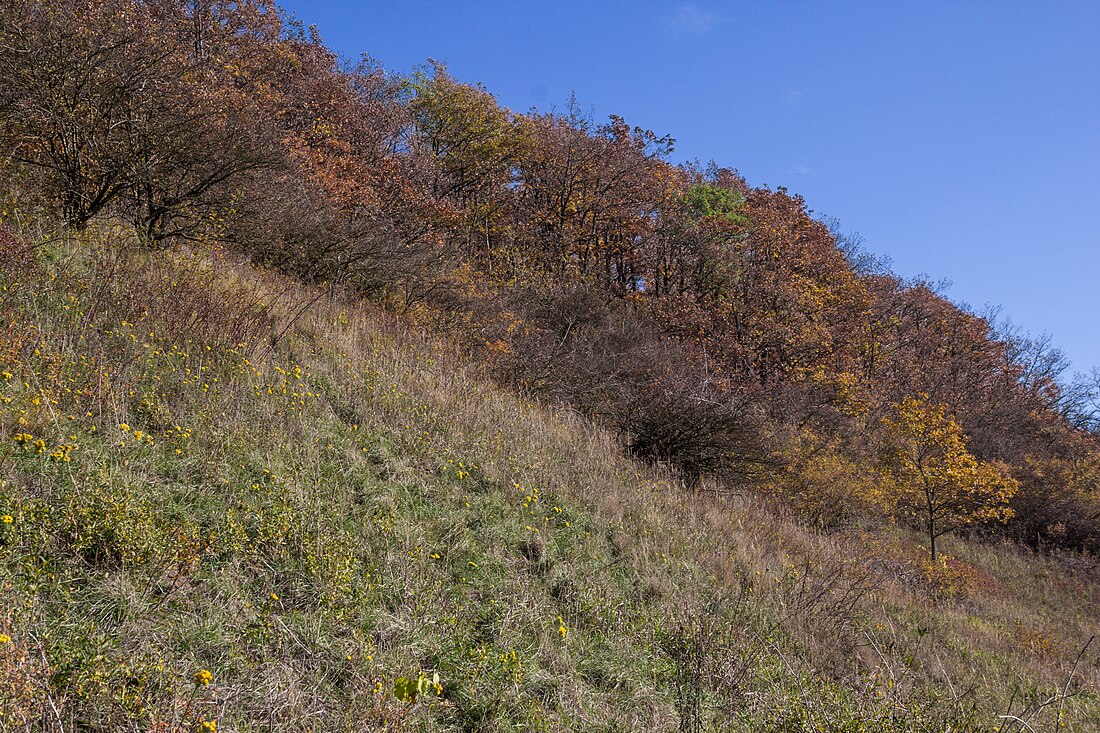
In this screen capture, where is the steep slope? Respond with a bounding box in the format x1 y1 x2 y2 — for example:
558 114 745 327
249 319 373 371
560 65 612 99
4 0 1099 560
1 225 1098 731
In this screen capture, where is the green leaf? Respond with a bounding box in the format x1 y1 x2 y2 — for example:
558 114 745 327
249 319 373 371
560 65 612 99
393 676 418 703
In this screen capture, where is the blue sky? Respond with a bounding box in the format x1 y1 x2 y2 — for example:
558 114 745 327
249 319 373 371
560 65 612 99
279 0 1100 373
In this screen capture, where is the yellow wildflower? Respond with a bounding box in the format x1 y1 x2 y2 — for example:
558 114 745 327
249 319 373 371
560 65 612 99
194 668 213 686
49 444 74 462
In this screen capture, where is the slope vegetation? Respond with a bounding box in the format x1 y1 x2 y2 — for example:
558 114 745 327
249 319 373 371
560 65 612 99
1 225 1097 731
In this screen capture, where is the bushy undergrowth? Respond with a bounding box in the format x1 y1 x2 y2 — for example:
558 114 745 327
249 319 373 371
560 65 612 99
0 225 1097 731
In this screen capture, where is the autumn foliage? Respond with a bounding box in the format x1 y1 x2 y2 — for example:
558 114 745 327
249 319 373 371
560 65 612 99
2 0 1098 552
880 396 1019 561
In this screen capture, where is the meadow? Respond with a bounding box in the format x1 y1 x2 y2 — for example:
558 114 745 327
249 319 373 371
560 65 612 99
1 222 1097 731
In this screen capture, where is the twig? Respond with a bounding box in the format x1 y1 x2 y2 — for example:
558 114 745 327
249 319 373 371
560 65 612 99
997 714 1037 733
257 286 330 364
1054 634 1094 733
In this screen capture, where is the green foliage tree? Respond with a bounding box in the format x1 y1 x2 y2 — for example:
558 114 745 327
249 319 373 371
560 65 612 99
682 182 745 225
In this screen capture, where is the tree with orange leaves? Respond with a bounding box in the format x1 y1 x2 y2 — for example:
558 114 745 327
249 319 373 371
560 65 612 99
881 396 1018 561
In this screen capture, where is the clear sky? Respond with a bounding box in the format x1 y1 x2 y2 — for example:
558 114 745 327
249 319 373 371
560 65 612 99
279 0 1100 374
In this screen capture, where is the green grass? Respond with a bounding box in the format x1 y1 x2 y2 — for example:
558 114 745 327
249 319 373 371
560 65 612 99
0 225 1097 731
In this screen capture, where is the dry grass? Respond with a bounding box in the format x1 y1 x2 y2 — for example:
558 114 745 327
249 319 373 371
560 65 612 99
0 222 1097 731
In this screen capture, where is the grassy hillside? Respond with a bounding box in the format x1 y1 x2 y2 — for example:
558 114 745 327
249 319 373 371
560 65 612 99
1 223 1098 731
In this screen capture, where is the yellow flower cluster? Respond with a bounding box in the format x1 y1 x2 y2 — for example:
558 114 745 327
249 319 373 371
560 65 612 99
194 668 213 686
498 649 524 684
518 483 540 509
12 433 49 453
49 444 76 462
117 423 154 448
